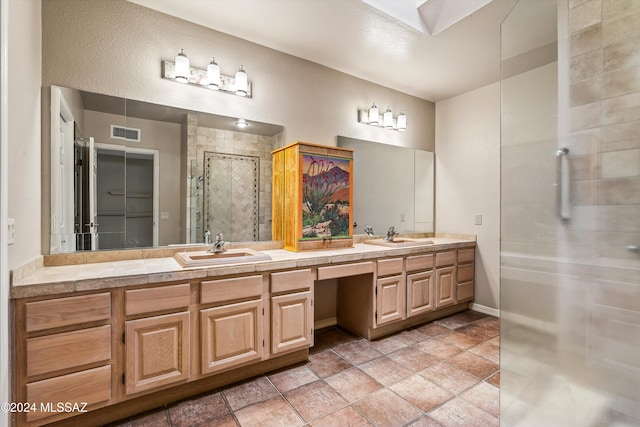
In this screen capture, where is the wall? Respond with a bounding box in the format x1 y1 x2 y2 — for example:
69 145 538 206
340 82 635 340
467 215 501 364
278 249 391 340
40 0 435 253
8 0 41 269
435 83 501 311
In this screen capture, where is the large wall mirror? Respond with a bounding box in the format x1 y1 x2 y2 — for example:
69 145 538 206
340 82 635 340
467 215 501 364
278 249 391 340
337 136 434 236
49 85 284 254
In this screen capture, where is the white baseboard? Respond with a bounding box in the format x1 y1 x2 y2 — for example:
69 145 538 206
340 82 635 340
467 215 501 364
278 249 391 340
469 303 500 318
314 317 337 330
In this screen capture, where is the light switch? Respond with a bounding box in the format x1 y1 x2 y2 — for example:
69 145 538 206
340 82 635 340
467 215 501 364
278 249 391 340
400 213 405 222
474 214 482 225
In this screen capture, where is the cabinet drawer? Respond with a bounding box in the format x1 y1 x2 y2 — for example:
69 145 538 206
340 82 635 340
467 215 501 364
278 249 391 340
126 283 191 316
377 258 403 277
26 325 111 378
435 251 456 268
406 254 434 272
271 269 313 293
26 365 111 422
317 262 373 280
458 248 475 264
457 282 474 301
26 293 111 333
201 275 263 304
457 263 475 283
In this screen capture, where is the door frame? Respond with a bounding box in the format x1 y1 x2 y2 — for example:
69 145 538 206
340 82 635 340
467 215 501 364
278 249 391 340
50 86 76 252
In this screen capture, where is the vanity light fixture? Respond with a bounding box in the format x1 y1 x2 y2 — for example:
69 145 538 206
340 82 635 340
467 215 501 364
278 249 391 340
358 104 407 131
207 57 220 89
235 118 249 128
162 53 252 97
174 49 190 83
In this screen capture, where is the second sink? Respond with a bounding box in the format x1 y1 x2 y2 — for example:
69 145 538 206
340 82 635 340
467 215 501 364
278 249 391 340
364 237 435 248
175 248 271 267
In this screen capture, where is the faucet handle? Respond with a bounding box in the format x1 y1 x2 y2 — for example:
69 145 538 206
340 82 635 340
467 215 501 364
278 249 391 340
364 224 374 236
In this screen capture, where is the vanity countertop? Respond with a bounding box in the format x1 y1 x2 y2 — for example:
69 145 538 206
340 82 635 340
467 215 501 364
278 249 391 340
10 236 476 299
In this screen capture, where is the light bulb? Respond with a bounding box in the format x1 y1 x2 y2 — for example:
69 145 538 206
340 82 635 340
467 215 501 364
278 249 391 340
397 112 406 131
174 49 190 83
235 65 248 96
383 107 393 128
207 57 220 89
368 103 379 125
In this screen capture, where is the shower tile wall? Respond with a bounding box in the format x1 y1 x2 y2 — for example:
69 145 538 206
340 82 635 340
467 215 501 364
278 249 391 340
566 0 640 260
186 113 283 242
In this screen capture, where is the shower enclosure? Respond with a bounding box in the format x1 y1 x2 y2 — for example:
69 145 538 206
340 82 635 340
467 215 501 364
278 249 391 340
500 0 640 425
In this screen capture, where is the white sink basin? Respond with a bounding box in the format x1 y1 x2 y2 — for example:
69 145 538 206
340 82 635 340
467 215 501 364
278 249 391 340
364 237 435 248
174 248 271 267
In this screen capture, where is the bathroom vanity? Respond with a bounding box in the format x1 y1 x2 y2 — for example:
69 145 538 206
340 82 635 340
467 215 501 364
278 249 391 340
10 235 474 426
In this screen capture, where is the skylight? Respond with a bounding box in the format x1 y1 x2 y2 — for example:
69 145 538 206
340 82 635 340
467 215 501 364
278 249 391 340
361 0 494 36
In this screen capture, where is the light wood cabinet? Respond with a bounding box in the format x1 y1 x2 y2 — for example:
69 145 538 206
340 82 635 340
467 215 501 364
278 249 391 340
13 246 475 425
407 271 435 317
16 293 113 426
270 269 314 355
406 254 435 318
271 291 313 354
26 366 112 423
272 141 354 251
375 274 406 326
125 311 190 395
200 299 264 374
457 248 475 302
435 250 457 308
435 266 456 308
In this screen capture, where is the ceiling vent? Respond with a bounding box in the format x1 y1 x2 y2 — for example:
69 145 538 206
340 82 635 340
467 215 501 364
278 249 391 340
110 125 141 142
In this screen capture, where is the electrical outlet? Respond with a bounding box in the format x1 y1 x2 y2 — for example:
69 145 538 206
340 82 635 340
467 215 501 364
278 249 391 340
400 213 405 222
160 212 170 220
8 218 15 245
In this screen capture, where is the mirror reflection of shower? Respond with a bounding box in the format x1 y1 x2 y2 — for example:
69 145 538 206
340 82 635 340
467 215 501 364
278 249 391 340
203 152 260 243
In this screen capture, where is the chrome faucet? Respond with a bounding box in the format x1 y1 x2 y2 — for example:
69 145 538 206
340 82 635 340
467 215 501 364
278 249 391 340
208 232 227 253
384 226 399 242
364 224 375 237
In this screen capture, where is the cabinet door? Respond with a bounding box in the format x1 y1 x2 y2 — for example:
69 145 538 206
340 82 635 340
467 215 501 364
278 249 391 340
201 299 264 374
272 291 313 354
435 266 456 308
407 271 434 317
375 275 406 326
125 312 190 395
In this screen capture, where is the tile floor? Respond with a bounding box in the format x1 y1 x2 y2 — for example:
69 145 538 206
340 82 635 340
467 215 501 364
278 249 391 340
109 310 500 427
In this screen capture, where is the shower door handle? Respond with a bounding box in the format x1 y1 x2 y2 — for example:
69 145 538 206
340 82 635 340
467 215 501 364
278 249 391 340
556 147 570 221
628 245 640 253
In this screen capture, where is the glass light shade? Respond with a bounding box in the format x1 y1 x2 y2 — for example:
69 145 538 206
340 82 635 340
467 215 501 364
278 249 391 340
207 58 220 89
368 103 379 124
235 65 248 96
235 119 249 128
174 49 190 83
397 112 407 131
383 107 393 128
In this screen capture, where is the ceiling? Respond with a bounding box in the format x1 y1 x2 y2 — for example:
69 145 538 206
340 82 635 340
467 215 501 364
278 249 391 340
129 0 518 102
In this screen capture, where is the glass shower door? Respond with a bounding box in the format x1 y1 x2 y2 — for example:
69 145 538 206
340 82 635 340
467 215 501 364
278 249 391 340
500 0 640 425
